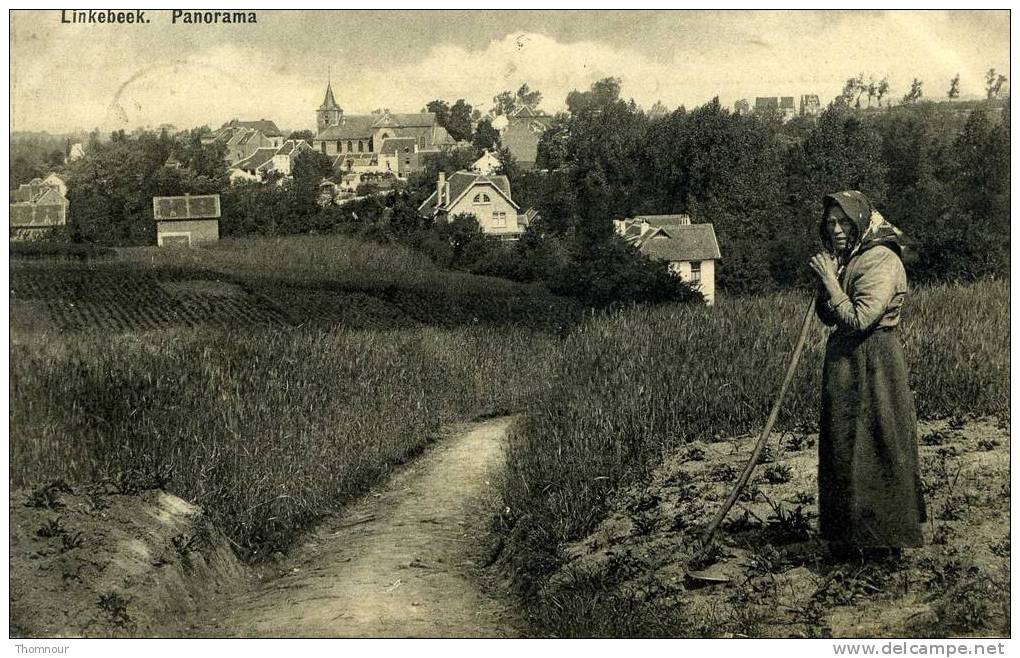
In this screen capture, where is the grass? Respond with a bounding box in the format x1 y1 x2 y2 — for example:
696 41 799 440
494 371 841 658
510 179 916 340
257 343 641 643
497 280 1009 615
10 325 562 557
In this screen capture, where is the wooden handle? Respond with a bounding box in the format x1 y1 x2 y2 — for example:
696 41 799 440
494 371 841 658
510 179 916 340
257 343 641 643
696 297 817 557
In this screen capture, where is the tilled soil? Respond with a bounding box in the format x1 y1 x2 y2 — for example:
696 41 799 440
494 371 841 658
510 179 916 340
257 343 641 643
537 417 1010 638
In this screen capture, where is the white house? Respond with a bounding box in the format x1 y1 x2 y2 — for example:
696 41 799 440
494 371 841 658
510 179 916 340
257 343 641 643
471 150 501 175
616 214 722 305
417 170 534 239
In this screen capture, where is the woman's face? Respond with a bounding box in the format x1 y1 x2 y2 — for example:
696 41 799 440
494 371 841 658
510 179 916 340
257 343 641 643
823 207 856 253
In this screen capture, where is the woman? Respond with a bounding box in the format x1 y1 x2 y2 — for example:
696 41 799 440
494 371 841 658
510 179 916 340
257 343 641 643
808 190 926 561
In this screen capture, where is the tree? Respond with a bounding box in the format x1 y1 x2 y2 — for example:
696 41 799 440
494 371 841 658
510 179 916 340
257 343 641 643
445 99 474 142
288 129 316 142
491 83 543 116
985 68 1008 99
876 78 890 106
425 99 451 127
566 77 622 115
471 118 500 152
948 74 961 99
291 149 334 185
902 78 924 104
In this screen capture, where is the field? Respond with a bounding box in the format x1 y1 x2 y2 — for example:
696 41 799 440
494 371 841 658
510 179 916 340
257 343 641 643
8 235 1010 637
10 236 573 556
11 235 581 333
495 280 1010 637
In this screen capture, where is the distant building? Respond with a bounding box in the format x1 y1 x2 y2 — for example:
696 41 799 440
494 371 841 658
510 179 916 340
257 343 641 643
753 95 804 122
417 170 535 240
471 150 501 175
41 173 68 197
202 119 284 165
499 106 554 169
800 94 821 117
153 194 221 247
734 99 751 115
65 142 85 163
614 214 722 305
311 82 454 178
10 177 69 240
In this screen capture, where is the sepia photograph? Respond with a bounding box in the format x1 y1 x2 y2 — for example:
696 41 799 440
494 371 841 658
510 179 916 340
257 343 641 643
7 7 1011 646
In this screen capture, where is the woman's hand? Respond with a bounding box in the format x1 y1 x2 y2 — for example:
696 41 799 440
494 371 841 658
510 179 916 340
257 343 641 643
809 252 838 281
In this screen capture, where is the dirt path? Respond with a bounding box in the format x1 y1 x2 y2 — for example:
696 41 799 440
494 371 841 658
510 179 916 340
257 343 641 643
202 416 521 638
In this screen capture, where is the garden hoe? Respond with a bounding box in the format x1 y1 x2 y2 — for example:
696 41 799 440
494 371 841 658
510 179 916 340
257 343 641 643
685 298 817 585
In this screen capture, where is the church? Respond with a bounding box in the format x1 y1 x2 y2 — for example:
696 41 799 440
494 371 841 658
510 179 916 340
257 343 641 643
311 82 457 173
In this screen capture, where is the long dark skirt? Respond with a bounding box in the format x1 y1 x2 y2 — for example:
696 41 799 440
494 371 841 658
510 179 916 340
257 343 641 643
818 328 927 548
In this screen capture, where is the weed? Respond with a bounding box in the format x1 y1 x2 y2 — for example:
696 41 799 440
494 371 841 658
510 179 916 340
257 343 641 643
931 567 999 633
61 531 85 552
783 433 810 452
938 495 966 521
708 463 738 483
931 524 955 546
761 463 793 485
813 567 881 606
682 446 706 462
977 438 998 451
631 513 658 536
989 537 1009 558
921 430 947 446
625 491 661 514
25 480 72 510
97 591 131 626
37 517 65 538
791 490 815 505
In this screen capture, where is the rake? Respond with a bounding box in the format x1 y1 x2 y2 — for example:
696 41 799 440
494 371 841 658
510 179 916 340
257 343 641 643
688 297 817 575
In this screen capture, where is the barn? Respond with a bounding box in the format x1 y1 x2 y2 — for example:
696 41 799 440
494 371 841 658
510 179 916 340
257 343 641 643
153 194 221 247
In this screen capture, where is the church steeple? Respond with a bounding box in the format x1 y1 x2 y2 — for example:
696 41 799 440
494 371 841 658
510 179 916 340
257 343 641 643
316 76 343 133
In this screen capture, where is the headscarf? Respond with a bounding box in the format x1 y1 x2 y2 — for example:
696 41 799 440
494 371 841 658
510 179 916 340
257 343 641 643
820 190 908 264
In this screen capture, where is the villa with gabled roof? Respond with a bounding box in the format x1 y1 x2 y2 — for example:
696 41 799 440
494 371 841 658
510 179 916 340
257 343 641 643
418 170 535 239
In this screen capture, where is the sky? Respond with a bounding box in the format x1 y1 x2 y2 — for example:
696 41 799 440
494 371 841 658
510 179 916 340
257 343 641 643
9 9 1011 135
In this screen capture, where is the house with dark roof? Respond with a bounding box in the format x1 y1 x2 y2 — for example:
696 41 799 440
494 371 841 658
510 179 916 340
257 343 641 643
615 214 722 304
311 82 454 177
418 170 535 239
10 179 69 240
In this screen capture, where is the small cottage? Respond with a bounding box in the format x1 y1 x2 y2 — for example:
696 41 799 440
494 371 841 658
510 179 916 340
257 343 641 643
616 214 722 305
153 194 221 247
417 170 534 239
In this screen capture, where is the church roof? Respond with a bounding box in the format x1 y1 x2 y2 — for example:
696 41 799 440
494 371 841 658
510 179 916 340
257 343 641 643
319 83 341 112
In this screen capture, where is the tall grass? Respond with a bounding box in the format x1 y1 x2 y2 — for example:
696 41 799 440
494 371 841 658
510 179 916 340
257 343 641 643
498 280 1009 597
10 325 561 556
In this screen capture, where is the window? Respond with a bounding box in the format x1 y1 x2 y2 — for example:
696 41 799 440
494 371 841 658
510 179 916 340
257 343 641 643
347 140 353 152
320 142 326 154
473 193 491 204
357 141 364 153
690 261 702 283
419 136 426 149
493 211 507 228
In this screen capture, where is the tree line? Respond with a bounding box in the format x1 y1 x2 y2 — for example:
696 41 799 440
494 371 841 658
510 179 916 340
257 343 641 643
23 74 1009 303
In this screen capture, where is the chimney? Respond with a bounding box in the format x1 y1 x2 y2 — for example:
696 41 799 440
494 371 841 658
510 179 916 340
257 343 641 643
678 214 691 225
437 171 446 208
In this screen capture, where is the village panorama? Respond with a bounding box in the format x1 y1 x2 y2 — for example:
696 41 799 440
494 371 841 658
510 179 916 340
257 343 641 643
9 9 1011 644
